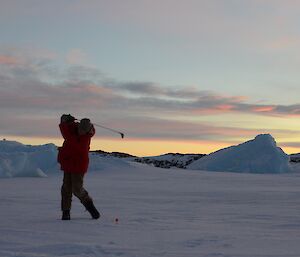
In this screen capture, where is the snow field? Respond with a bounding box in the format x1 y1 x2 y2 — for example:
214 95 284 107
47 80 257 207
1 163 300 257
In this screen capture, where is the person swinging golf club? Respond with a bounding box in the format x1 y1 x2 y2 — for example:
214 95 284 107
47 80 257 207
58 114 100 220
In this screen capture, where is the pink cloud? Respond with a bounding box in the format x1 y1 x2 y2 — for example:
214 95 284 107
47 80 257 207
216 104 236 111
0 55 21 65
252 106 276 113
1 47 300 144
190 104 238 115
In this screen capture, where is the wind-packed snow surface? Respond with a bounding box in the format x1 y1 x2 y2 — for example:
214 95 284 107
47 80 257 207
188 134 291 173
1 138 300 256
1 163 300 257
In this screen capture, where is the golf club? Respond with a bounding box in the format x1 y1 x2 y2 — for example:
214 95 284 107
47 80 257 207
93 123 124 139
75 118 125 138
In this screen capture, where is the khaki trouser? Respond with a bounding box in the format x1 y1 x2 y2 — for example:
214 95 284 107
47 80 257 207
61 172 92 211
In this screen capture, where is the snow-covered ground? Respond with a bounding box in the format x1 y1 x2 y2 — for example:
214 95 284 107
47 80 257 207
1 137 300 256
1 162 300 257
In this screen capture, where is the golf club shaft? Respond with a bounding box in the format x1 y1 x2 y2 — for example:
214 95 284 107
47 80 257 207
75 118 124 138
93 123 124 138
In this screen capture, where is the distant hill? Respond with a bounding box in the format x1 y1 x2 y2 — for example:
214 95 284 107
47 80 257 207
90 150 137 158
91 150 206 169
290 153 300 163
132 153 206 169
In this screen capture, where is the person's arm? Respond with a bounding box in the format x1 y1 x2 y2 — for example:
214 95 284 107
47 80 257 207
88 125 96 138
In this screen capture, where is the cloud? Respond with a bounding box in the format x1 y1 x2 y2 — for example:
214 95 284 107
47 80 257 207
112 116 263 141
2 111 298 143
1 47 300 142
0 114 59 138
118 82 166 96
0 55 21 65
281 142 300 149
64 65 105 83
1 52 300 119
0 79 118 112
65 49 88 65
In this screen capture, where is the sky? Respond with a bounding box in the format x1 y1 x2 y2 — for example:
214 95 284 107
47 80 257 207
1 0 300 156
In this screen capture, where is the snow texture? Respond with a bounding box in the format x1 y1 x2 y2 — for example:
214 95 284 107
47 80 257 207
188 134 291 173
1 137 300 256
1 163 300 257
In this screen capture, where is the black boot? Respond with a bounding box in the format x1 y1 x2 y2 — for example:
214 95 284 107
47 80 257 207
62 210 71 220
83 200 100 219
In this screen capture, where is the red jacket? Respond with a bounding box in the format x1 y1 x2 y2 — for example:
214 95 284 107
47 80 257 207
58 121 95 173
